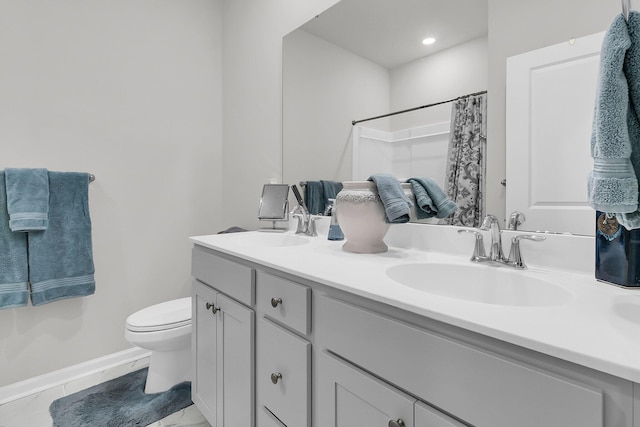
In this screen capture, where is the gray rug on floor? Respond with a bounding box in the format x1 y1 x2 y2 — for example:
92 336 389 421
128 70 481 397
49 367 192 427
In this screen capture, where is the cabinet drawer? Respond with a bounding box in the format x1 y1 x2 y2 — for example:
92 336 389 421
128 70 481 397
316 295 603 427
257 406 286 427
192 245 255 306
258 318 311 427
257 271 310 335
415 401 465 427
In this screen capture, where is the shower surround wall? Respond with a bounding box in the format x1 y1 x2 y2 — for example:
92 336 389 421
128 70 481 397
0 0 223 387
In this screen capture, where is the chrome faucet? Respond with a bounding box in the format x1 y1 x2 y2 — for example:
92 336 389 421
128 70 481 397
458 214 545 269
508 211 525 230
481 214 504 261
292 204 319 237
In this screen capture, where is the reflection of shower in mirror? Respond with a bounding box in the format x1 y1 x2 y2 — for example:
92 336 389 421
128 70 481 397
351 123 450 189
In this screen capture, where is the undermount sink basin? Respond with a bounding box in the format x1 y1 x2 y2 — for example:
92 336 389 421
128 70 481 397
385 262 573 307
612 297 640 326
230 233 310 247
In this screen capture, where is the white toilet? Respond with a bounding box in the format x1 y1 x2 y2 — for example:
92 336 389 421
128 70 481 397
125 297 192 394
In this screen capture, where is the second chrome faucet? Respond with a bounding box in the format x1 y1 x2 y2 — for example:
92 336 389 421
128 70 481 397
458 214 545 269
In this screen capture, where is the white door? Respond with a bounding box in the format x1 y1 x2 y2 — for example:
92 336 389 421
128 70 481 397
506 32 604 235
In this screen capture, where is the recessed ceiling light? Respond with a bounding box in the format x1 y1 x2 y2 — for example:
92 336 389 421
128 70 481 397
422 37 436 45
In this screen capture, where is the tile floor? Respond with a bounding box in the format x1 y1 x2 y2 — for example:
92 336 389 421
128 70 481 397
0 357 211 427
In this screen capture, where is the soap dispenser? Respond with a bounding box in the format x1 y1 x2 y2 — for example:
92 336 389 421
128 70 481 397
325 198 344 241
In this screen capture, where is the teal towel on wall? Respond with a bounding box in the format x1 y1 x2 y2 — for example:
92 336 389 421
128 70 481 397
368 174 411 223
0 172 29 309
406 177 457 220
5 168 50 231
589 11 640 226
28 172 95 306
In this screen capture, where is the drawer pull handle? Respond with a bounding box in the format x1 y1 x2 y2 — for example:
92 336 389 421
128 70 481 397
388 420 405 427
205 302 219 314
270 373 282 384
270 297 283 308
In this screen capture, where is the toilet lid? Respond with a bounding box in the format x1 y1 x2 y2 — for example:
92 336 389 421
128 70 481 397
126 297 192 332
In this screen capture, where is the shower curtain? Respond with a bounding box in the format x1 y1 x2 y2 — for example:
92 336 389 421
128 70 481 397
443 93 487 227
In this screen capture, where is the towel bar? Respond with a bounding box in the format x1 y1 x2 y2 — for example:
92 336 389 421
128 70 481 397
622 0 630 21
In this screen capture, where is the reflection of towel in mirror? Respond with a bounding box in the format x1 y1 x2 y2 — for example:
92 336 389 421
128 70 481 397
589 11 640 228
368 174 411 223
5 168 50 231
28 172 95 306
304 180 343 215
406 177 457 220
0 171 29 309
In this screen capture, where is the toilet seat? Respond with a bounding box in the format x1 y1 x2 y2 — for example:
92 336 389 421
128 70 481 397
126 297 191 333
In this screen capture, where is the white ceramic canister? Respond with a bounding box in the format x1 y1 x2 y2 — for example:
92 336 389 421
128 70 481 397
336 181 388 253
336 181 414 254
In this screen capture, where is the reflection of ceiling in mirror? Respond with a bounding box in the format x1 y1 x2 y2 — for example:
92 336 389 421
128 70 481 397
301 0 488 69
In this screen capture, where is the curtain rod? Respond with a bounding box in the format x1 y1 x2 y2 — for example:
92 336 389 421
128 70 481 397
351 90 488 126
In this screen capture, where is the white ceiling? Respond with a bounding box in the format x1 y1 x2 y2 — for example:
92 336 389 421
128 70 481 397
300 0 488 69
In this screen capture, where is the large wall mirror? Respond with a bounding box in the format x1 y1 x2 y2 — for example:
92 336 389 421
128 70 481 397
282 0 614 236
283 0 488 220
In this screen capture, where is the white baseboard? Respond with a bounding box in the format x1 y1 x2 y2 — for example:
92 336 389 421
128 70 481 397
0 347 151 405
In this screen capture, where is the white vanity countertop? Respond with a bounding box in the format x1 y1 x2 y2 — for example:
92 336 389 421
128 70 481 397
191 225 640 383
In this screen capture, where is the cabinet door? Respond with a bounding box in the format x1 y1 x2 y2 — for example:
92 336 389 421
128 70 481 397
217 292 255 427
192 280 219 423
317 350 415 427
415 401 465 427
634 383 640 427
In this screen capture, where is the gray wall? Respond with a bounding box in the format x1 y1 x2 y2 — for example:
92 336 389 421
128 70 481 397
0 0 223 386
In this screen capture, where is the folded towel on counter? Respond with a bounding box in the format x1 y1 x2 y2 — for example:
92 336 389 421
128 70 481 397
368 174 411 223
0 171 29 309
5 168 50 231
217 226 248 234
304 180 343 215
28 172 95 306
589 12 639 215
406 177 457 220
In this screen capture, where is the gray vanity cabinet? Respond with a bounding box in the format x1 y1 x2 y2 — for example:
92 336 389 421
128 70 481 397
315 294 630 427
191 243 636 427
191 247 256 427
